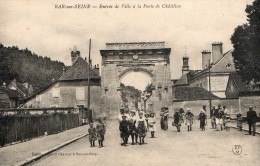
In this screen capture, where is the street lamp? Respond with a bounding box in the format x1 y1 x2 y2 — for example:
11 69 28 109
208 59 212 117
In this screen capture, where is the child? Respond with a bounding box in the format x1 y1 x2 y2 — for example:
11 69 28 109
237 112 243 131
136 111 147 145
96 118 106 148
148 112 157 138
128 110 138 145
88 123 97 147
119 115 129 146
185 108 194 132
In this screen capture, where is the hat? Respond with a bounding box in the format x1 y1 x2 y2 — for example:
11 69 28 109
150 112 155 115
122 115 127 118
249 106 253 108
130 110 136 114
139 111 144 115
187 108 191 111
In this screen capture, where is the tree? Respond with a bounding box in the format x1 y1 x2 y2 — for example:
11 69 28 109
231 0 260 87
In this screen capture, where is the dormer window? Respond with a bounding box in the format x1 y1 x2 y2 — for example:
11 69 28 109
226 63 232 68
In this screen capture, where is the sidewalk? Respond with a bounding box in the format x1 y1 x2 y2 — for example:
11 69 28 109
228 121 260 134
0 125 88 166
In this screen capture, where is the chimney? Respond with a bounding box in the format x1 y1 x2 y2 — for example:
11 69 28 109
71 45 80 65
212 42 223 64
94 64 100 75
201 50 211 69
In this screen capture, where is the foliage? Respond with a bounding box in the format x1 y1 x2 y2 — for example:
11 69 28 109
231 0 260 86
0 44 66 91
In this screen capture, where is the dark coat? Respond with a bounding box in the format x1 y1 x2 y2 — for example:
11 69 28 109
247 110 258 124
119 120 129 138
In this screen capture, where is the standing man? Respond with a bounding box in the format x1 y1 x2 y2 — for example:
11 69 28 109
247 106 258 136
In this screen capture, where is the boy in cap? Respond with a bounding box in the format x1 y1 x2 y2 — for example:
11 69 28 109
88 123 97 147
96 118 106 148
236 111 243 131
119 115 129 146
185 108 194 132
148 112 157 138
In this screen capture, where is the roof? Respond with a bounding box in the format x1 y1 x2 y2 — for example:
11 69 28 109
17 83 28 94
174 74 189 86
0 87 25 100
59 57 100 81
174 86 220 101
229 72 259 95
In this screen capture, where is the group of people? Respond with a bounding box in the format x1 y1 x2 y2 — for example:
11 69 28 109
118 109 157 146
87 105 258 148
236 106 258 136
88 118 106 148
210 105 229 131
160 106 208 132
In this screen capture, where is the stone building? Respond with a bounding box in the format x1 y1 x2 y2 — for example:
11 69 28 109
173 42 236 99
23 48 101 111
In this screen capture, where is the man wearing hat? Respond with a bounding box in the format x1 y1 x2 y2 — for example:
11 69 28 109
148 112 157 138
119 115 130 146
246 106 258 136
185 108 194 132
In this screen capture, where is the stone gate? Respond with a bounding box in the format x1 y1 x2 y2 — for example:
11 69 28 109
100 42 172 118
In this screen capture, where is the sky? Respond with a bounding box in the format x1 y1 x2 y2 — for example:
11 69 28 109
0 0 253 90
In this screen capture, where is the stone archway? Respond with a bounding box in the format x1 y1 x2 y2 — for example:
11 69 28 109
100 42 172 118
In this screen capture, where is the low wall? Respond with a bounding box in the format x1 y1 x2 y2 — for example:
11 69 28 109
0 112 80 147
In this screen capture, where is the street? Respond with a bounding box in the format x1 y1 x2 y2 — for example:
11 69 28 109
32 120 260 166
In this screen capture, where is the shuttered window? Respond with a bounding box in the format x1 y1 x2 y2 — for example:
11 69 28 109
76 87 85 100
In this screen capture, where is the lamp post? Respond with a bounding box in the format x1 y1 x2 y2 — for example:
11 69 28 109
208 59 212 117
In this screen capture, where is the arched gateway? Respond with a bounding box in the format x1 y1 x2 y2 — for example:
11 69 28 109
100 42 172 118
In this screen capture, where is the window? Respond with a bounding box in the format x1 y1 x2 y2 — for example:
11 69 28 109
53 88 60 98
226 63 232 68
36 95 41 103
76 87 85 100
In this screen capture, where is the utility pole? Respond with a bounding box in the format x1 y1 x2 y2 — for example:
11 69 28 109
87 39 92 123
208 59 212 117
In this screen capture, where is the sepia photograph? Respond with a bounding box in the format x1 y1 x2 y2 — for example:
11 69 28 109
0 0 259 165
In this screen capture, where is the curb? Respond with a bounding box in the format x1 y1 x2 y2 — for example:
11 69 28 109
15 134 87 166
229 126 260 134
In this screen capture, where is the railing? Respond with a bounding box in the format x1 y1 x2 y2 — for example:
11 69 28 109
0 107 83 147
